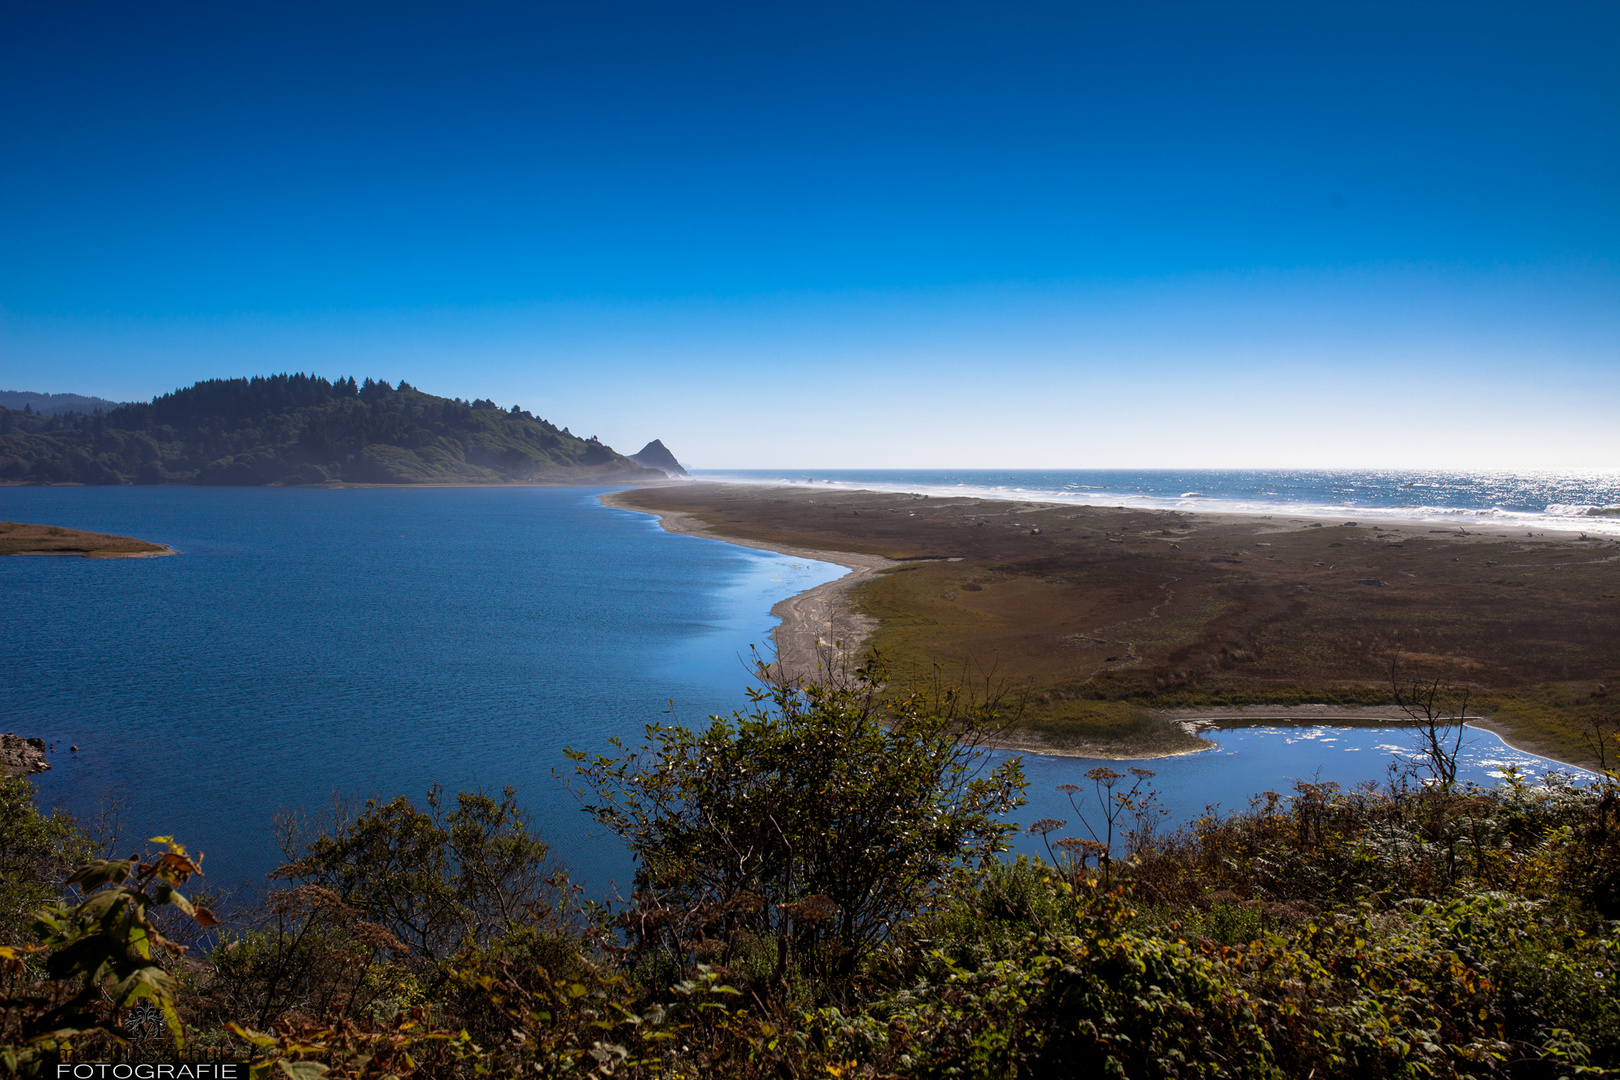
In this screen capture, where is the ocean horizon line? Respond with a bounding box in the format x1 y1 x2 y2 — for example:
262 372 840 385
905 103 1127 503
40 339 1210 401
681 467 1620 537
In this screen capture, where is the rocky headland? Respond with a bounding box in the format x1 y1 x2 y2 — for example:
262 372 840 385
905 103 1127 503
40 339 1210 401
628 439 689 477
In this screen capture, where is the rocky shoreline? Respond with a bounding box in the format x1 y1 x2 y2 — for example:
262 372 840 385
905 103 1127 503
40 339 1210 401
1 732 50 777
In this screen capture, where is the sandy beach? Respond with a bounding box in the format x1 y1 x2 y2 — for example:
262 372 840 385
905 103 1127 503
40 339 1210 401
607 482 1620 766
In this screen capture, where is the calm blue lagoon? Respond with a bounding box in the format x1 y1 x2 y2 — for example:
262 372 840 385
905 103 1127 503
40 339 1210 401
1 486 845 898
1 485 1588 900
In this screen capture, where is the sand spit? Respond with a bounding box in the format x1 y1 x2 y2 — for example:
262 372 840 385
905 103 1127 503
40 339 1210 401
12 546 177 558
605 483 1620 766
0 520 174 558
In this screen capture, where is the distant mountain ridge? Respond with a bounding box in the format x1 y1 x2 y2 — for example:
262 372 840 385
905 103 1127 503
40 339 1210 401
629 439 688 477
0 390 129 416
0 374 664 486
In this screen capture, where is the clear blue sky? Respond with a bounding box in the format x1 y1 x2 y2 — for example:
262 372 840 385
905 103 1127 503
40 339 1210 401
2 1 1616 468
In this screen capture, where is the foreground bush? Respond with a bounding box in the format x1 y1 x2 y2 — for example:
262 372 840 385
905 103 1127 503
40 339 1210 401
0 777 94 946
853 859 1620 1078
2 683 1618 1078
566 656 1027 1002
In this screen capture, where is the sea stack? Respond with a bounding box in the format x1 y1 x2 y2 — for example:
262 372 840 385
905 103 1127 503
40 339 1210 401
629 439 689 478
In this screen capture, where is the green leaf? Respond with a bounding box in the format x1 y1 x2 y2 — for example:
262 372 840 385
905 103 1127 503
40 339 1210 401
65 858 134 892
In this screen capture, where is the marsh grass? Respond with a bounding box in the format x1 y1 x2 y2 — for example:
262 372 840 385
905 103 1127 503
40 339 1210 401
850 543 1615 762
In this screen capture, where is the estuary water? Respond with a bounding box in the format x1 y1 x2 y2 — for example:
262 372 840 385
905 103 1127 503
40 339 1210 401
0 485 1587 900
696 468 1620 536
2 486 845 896
1003 726 1578 868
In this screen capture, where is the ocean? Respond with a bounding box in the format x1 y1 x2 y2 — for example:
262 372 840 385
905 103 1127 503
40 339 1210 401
695 468 1620 535
0 481 1589 902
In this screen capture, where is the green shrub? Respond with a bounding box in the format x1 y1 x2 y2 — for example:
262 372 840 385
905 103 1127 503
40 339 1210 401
0 778 93 946
566 656 1026 1000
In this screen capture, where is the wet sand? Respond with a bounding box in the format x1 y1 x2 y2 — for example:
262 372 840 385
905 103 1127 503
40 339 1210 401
601 491 897 680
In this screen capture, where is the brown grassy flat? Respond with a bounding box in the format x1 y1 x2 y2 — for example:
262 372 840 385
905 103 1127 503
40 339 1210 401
614 484 1620 765
0 520 172 558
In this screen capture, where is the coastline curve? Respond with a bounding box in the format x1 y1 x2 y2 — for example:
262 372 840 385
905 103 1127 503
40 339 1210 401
599 489 898 682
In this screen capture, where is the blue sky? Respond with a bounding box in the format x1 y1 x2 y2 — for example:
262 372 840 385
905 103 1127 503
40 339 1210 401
2 1 1616 468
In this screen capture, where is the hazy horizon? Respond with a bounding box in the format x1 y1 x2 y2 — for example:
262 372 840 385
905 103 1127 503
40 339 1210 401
3 2 1616 471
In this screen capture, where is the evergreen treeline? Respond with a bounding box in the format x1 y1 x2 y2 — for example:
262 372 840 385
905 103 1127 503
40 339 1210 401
0 391 127 417
3 659 1619 1078
0 374 660 484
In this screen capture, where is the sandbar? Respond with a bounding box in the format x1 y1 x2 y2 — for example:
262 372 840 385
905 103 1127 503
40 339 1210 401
0 520 175 558
606 483 1620 766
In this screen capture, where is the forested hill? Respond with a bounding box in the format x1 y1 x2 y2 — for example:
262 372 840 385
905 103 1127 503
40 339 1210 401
0 374 664 485
0 390 128 416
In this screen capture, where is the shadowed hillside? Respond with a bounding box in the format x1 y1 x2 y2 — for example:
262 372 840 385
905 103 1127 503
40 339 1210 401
0 374 662 485
0 390 128 416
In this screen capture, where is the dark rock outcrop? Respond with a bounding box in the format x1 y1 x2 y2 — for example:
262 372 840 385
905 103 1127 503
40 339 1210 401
1 732 50 777
629 439 689 478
